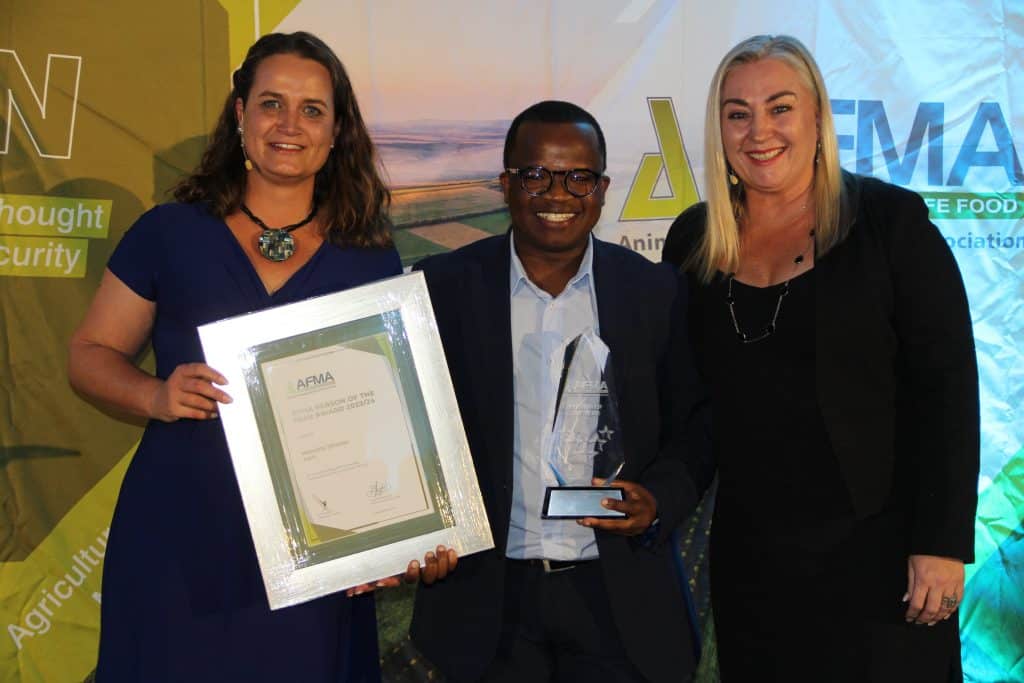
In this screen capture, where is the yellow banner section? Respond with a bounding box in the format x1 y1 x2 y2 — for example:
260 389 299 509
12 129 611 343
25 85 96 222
0 194 110 239
0 446 134 683
0 236 88 278
619 98 699 221
218 0 306 67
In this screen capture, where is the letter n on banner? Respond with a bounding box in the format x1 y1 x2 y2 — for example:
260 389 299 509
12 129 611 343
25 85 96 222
0 50 82 159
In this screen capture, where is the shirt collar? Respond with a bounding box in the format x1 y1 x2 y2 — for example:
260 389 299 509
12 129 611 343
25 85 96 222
509 231 595 297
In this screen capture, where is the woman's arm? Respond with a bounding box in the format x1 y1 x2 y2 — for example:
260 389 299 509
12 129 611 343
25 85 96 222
68 269 230 422
880 184 979 625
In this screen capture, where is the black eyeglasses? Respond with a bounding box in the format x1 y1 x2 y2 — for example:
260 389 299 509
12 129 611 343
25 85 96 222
505 166 604 198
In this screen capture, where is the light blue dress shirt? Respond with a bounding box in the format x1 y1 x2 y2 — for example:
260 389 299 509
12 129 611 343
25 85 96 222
505 233 601 561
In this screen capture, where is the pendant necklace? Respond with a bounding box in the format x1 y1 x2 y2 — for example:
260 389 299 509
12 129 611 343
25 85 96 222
726 228 815 344
240 202 318 262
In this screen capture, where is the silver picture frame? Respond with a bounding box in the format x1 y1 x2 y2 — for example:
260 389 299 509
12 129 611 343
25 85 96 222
199 272 492 610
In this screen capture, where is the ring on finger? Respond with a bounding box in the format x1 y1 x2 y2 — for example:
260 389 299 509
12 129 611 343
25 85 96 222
941 596 958 609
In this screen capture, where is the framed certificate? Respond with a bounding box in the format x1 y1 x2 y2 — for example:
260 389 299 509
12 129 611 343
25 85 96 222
199 272 492 610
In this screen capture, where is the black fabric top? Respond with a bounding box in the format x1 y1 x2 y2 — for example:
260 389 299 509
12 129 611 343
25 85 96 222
661 172 979 562
692 270 853 548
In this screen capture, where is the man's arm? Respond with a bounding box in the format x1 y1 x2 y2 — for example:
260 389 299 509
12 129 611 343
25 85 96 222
582 268 711 543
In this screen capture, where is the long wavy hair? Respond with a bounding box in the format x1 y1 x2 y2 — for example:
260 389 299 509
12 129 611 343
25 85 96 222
692 34 848 282
174 31 391 248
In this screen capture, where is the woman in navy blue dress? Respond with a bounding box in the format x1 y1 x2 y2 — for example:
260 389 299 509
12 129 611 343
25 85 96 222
69 32 455 682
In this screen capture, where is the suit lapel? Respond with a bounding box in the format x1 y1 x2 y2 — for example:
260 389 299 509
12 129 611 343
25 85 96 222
592 240 638 477
463 233 515 513
593 238 630 377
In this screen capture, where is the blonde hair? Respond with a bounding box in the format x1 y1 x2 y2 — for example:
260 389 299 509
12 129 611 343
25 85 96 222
692 34 848 282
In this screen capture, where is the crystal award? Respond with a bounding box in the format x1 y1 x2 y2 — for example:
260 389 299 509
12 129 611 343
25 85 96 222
541 331 627 519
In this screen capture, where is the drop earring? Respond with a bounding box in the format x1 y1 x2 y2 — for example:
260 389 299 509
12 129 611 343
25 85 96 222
238 124 253 171
727 165 739 186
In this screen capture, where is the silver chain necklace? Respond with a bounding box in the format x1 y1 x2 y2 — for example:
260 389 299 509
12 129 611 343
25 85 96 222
726 229 815 344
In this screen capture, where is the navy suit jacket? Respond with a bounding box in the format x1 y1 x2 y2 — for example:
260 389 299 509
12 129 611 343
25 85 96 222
411 233 702 683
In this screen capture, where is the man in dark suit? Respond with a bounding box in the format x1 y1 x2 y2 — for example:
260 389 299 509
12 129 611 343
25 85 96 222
411 101 701 682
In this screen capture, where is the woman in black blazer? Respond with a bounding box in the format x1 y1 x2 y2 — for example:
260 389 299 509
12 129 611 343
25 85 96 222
663 34 978 681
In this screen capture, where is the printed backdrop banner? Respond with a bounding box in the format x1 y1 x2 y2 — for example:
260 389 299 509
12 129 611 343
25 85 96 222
1 2 1020 681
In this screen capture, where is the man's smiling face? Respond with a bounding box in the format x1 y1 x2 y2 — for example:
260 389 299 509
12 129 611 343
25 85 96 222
501 121 609 261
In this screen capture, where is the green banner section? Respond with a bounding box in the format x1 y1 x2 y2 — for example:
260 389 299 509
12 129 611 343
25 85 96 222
0 194 111 239
921 192 1024 220
0 445 133 683
965 448 1024 587
959 523 1024 682
0 235 88 278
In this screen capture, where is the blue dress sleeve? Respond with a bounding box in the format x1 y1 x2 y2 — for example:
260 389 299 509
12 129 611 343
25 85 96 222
107 205 168 301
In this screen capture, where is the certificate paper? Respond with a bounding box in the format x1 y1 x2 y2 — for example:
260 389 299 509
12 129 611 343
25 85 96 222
261 341 434 536
198 273 493 609
247 313 450 566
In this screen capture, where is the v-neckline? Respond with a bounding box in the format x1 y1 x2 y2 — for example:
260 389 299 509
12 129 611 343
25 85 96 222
217 217 329 298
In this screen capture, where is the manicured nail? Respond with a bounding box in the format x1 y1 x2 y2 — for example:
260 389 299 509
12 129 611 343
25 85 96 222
901 593 909 602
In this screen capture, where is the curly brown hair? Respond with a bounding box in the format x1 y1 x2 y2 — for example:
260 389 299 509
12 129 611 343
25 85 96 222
174 31 392 248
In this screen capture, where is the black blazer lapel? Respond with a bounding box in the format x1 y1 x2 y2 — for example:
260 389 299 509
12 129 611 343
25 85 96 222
463 233 516 528
592 239 641 479
813 174 898 517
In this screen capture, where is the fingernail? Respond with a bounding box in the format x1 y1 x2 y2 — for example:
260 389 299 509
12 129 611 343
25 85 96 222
375 581 387 587
901 593 909 602
411 560 420 570
426 552 435 561
602 500 610 507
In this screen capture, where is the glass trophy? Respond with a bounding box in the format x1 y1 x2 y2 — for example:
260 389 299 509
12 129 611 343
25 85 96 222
541 331 627 519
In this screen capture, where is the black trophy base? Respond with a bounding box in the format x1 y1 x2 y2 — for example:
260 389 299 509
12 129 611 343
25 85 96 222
541 486 626 519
